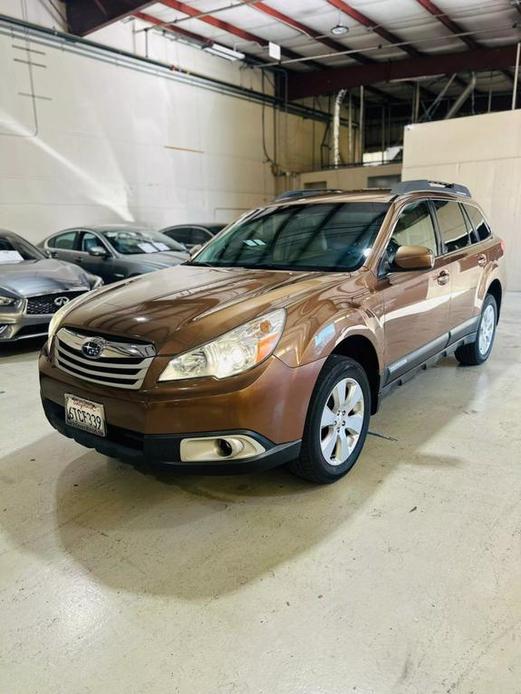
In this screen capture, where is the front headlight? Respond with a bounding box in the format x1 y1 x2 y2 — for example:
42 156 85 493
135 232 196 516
0 295 19 307
159 308 286 382
48 292 91 347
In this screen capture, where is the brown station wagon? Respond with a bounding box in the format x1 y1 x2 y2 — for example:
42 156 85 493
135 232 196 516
39 180 505 483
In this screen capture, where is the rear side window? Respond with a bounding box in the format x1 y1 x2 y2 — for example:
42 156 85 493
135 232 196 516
433 200 470 252
464 205 492 242
51 231 77 250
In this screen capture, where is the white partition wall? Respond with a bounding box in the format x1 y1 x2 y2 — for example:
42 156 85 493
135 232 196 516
0 8 325 243
402 110 521 290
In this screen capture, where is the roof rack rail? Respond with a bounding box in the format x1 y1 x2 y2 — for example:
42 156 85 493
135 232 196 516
273 188 344 202
391 180 471 198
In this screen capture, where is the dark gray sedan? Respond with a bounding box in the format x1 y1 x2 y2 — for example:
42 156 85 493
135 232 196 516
0 229 102 342
39 225 189 284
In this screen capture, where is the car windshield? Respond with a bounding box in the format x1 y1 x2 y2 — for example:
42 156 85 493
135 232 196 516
190 202 390 272
0 235 44 264
101 229 186 255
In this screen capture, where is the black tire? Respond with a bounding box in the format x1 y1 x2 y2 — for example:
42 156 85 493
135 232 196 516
455 294 498 366
289 355 371 484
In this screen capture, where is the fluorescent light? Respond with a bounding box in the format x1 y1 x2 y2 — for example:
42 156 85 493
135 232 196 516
203 42 245 61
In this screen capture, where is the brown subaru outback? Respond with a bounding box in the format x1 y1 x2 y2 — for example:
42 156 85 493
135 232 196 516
39 180 505 483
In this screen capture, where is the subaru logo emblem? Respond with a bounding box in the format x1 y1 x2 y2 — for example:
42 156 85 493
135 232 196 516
81 337 106 359
54 296 70 308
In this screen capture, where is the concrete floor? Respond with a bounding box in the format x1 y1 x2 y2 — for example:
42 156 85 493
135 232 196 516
0 294 520 694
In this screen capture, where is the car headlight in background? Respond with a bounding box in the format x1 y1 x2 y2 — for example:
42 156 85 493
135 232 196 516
0 295 22 308
90 275 104 289
159 308 286 381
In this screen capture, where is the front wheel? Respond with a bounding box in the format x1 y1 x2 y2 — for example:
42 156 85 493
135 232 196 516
455 294 498 366
289 355 371 484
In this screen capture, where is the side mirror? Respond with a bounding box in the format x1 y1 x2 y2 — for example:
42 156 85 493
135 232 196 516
88 246 108 258
393 245 434 271
190 244 202 257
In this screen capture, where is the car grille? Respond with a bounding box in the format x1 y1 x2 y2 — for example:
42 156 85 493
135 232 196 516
54 328 156 390
26 291 88 315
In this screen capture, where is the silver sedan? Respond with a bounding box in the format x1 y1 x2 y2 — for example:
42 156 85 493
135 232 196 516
0 229 102 342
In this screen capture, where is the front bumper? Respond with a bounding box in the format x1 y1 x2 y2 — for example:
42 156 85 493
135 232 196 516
0 312 50 341
42 398 300 472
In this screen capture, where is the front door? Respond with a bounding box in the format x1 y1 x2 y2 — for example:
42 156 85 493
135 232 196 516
376 199 452 381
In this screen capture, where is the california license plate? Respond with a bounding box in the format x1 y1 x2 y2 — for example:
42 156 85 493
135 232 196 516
65 394 106 437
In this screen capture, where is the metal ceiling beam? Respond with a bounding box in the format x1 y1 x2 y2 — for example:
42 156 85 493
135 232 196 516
414 0 512 84
325 0 421 58
159 0 320 67
287 44 519 100
414 0 478 50
250 1 372 64
66 0 154 35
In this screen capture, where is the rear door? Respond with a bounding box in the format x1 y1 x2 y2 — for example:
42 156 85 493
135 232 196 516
377 199 452 379
431 199 486 333
47 230 79 264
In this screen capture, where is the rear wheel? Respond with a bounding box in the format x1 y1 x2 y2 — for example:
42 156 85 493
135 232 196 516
289 355 371 484
455 294 497 366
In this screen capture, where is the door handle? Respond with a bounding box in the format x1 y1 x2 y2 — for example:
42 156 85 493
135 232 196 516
436 270 450 286
477 253 487 267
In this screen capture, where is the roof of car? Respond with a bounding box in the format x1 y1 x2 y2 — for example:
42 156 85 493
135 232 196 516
269 181 474 207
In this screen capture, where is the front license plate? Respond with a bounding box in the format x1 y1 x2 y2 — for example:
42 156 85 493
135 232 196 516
65 394 106 437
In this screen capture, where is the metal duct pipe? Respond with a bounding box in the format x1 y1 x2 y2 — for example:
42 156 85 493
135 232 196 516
333 88 347 167
444 73 477 119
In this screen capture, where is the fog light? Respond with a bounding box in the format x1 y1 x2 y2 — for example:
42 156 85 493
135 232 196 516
180 435 265 462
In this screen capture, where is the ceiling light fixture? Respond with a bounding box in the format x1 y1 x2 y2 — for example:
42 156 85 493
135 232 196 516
203 42 245 61
330 24 349 36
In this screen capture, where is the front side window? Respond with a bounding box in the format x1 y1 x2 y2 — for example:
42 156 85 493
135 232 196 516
384 201 437 268
81 232 105 253
464 205 491 242
53 231 77 250
433 200 470 252
191 202 390 272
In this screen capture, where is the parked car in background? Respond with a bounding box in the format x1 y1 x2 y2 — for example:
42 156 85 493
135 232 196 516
39 180 505 483
0 229 102 342
39 225 189 284
160 223 226 250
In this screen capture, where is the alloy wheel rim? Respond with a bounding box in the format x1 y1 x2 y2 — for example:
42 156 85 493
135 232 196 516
478 304 495 356
320 377 365 466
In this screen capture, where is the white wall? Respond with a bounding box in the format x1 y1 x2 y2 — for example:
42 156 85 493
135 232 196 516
299 162 402 191
402 110 521 290
0 6 325 243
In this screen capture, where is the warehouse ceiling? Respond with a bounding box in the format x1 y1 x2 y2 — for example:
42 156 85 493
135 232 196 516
64 0 521 103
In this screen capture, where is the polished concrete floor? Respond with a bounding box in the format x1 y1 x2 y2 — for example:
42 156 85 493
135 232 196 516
1 294 520 694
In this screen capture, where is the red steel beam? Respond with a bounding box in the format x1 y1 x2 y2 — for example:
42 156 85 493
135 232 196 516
135 11 212 46
159 0 320 65
287 44 519 99
414 0 478 49
250 1 372 64
326 0 421 58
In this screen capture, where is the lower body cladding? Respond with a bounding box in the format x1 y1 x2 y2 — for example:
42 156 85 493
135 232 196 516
39 350 324 473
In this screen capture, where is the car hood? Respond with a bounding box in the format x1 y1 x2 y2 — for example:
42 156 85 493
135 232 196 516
63 264 346 355
124 251 188 268
0 259 92 297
